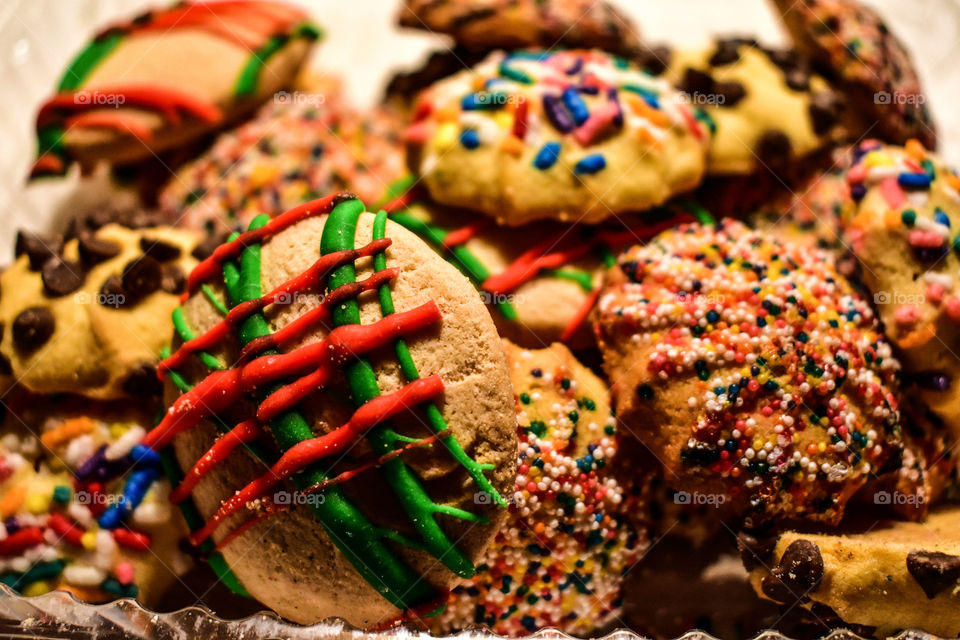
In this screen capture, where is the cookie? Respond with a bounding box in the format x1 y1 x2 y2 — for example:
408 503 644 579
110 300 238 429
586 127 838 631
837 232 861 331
385 195 704 348
595 219 909 525
0 396 189 604
0 225 200 400
406 49 710 226
397 0 642 56
433 341 642 636
841 140 960 447
154 194 517 626
746 505 960 637
160 90 405 235
769 0 936 149
662 38 844 176
31 1 320 177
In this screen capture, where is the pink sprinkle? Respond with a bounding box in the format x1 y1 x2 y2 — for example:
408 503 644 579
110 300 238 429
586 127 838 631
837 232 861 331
116 561 135 586
879 177 905 209
574 101 618 145
946 297 960 322
894 305 921 327
403 121 432 144
846 162 867 184
927 282 946 304
909 229 945 248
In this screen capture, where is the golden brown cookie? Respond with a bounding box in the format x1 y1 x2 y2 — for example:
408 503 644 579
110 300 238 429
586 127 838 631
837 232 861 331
0 225 199 400
406 49 710 226
745 505 960 637
157 194 517 626
397 0 642 56
433 340 643 636
595 219 909 525
31 1 320 177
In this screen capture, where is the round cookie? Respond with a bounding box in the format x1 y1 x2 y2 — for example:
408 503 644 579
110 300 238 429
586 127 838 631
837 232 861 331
769 0 936 149
433 340 642 636
0 396 189 604
397 0 642 56
841 140 960 449
406 49 710 226
594 219 909 525
160 91 405 235
0 224 200 400
155 194 517 627
744 505 960 637
662 38 844 176
386 195 703 348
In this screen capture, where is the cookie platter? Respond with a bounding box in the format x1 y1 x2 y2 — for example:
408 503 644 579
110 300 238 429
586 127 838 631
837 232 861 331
2 0 960 638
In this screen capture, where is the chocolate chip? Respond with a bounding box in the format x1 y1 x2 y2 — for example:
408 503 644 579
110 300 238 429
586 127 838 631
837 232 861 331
907 550 960 599
140 237 181 262
0 353 11 376
737 530 777 570
160 263 187 295
679 68 715 96
714 81 746 107
809 91 843 136
638 45 672 76
754 130 793 173
767 48 801 71
78 233 122 266
191 233 225 261
121 256 161 300
784 68 811 92
41 257 84 297
123 362 162 397
15 231 62 271
709 40 742 66
12 307 55 353
760 539 824 603
99 275 128 308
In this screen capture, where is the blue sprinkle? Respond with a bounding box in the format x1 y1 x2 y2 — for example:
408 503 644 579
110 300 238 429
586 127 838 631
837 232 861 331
131 444 161 467
562 88 590 125
574 154 606 175
533 142 561 170
460 129 480 149
98 467 158 529
621 84 660 109
461 92 505 110
935 207 951 228
898 172 932 189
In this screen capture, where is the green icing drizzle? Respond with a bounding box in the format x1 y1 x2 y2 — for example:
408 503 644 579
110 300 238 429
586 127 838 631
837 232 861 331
545 267 593 291
57 31 123 91
172 307 225 371
234 22 322 97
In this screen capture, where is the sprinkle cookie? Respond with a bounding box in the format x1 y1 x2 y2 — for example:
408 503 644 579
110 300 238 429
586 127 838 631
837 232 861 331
406 49 710 226
595 220 909 525
157 194 516 626
433 341 643 636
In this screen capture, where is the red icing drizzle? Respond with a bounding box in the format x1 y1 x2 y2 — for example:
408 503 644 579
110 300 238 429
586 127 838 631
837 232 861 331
442 219 491 249
189 375 444 546
64 112 153 142
170 420 262 504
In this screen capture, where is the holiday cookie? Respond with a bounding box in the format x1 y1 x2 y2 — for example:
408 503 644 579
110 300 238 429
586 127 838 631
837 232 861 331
397 0 642 56
31 1 320 177
384 195 702 348
745 505 960 637
841 140 960 446
406 49 710 226
595 219 909 525
433 341 642 636
769 0 936 149
663 38 844 176
0 397 189 604
155 194 517 626
0 224 199 400
160 92 405 235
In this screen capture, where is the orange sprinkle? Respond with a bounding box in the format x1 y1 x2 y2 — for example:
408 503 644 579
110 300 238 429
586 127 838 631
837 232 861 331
905 138 926 160
500 135 524 155
883 209 902 229
41 417 94 451
898 322 936 349
0 485 27 518
624 93 669 127
534 522 546 534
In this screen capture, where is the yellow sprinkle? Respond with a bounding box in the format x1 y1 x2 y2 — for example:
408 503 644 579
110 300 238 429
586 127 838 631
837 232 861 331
109 422 130 439
433 122 458 150
752 438 764 451
864 151 892 168
25 492 51 515
249 165 279 190
81 531 98 551
22 581 51 597
529 467 540 477
757 373 770 385
818 442 827 453
493 111 512 130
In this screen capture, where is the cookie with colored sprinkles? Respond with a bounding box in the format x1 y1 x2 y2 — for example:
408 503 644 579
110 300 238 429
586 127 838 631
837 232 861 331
30 1 321 178
0 397 189 604
397 0 642 56
158 194 517 627
662 39 844 176
406 49 710 226
769 0 936 149
594 219 909 525
841 139 960 450
432 340 643 636
0 225 199 400
385 196 704 348
747 505 960 637
160 92 405 235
